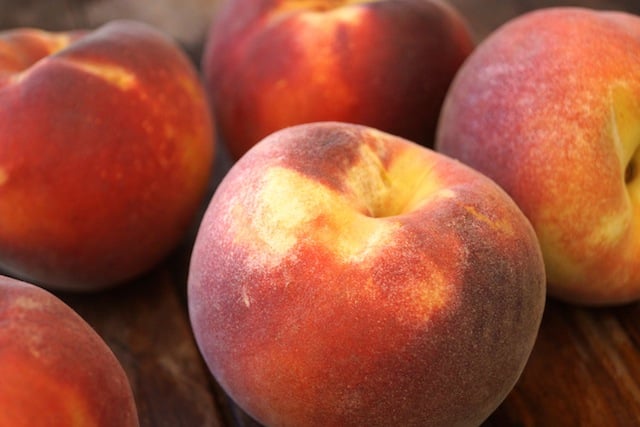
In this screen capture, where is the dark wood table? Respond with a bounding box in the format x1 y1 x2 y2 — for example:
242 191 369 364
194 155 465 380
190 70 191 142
5 0 640 425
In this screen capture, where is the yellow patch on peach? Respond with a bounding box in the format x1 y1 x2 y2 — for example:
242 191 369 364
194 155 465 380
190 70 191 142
610 85 640 168
384 150 457 212
462 204 515 236
342 142 394 215
346 132 457 217
35 32 76 56
629 177 640 205
610 85 640 207
60 57 137 90
231 165 400 270
344 261 455 326
404 268 452 323
586 212 630 249
344 142 454 218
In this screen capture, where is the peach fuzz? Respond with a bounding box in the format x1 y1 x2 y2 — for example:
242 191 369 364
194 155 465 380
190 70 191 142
188 122 546 426
0 274 138 426
0 20 214 291
201 0 475 159
436 7 640 305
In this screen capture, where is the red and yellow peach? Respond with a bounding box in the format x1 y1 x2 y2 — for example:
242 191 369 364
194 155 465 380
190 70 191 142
437 7 640 305
0 20 214 291
201 0 474 159
188 122 546 426
0 274 139 426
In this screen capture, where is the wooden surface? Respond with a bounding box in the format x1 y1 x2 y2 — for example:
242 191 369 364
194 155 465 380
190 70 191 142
4 0 640 426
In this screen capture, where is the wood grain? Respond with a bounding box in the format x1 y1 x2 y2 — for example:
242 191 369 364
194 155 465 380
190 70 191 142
485 300 640 426
3 1 640 426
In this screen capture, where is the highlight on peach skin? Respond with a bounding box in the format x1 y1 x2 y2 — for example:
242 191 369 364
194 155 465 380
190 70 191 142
0 20 215 292
188 122 546 427
436 7 640 305
201 0 475 159
0 274 139 427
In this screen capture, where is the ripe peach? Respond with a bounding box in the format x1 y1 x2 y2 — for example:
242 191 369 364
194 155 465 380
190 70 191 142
0 274 138 426
0 20 214 291
201 0 474 159
436 7 640 305
188 122 546 426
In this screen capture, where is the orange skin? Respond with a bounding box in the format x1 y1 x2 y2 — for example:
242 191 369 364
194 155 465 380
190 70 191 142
189 122 546 427
0 275 139 427
202 0 474 159
437 8 640 305
0 21 214 291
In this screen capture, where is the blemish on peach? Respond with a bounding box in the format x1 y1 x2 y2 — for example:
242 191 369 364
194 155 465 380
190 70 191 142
463 204 514 235
241 286 252 308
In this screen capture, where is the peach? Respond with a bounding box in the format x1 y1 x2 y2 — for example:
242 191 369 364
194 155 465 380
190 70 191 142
0 274 138 426
436 7 640 305
0 20 214 291
201 0 474 159
188 122 546 426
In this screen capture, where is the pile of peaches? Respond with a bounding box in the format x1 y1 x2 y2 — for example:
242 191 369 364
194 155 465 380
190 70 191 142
1 1 638 426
